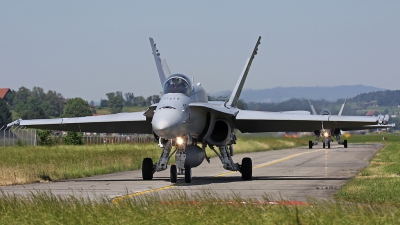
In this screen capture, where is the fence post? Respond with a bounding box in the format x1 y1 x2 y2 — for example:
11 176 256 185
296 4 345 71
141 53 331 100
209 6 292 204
34 129 37 146
1 126 4 147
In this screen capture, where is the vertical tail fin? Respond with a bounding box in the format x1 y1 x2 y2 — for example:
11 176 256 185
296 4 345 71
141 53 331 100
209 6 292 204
338 99 347 116
227 36 261 108
161 59 171 77
149 37 167 87
308 99 317 115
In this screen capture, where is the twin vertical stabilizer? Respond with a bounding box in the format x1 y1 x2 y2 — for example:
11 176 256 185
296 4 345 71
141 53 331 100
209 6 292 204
227 36 261 108
149 38 171 88
338 99 347 116
308 100 318 115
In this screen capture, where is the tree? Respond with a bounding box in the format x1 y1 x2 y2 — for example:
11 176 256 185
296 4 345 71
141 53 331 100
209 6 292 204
0 99 12 128
63 98 92 118
19 105 47 119
43 90 65 117
134 96 146 107
107 92 123 114
3 89 16 107
13 86 31 107
124 92 135 106
64 131 84 145
37 129 53 146
100 99 108 107
17 96 48 119
62 98 91 145
31 86 46 102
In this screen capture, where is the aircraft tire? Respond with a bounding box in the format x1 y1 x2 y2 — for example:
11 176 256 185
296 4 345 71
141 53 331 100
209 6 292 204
323 143 325 148
184 165 192 183
142 158 154 180
170 165 177 183
308 141 313 149
328 142 330 149
344 140 348 148
241 157 252 180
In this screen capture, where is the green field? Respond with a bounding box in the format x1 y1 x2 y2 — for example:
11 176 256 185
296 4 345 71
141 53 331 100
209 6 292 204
2 133 400 224
0 135 311 185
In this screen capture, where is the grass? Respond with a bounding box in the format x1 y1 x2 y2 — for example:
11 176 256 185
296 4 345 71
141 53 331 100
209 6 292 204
335 139 400 204
0 135 311 185
1 190 400 224
0 144 160 185
1 133 400 224
94 106 148 115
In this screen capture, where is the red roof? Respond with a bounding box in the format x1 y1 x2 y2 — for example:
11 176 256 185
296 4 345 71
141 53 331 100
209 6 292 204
0 88 10 99
366 110 376 116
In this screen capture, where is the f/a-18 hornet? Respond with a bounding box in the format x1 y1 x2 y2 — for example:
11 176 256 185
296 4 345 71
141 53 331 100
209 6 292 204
307 100 393 149
8 36 389 183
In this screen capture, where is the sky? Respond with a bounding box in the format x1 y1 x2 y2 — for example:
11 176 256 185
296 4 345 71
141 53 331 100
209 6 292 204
1 1 399 102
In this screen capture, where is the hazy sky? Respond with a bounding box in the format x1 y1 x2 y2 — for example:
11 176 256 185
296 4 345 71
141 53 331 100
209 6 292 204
1 1 399 101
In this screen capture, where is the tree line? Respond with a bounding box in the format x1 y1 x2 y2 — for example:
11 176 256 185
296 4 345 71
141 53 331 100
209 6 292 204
99 92 161 114
2 86 400 129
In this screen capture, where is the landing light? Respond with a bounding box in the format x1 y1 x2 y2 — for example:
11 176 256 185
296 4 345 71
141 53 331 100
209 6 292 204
176 137 184 145
323 132 329 138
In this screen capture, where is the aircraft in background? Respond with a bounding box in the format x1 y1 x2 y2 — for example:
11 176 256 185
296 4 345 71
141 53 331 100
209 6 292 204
307 100 393 149
8 37 389 183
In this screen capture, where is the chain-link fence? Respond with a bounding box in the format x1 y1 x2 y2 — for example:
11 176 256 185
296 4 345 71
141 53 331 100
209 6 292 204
0 126 154 147
0 126 37 147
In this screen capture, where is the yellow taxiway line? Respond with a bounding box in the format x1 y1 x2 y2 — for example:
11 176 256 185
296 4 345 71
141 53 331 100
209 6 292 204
112 148 325 204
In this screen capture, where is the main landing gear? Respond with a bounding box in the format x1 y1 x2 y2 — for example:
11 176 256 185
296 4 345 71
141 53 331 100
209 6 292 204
240 157 252 180
308 138 348 149
141 142 253 183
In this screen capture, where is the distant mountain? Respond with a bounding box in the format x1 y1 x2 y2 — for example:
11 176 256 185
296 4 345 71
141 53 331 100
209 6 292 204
212 85 386 103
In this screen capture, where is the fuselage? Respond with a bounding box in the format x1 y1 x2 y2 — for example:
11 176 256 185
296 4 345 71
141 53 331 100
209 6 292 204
152 74 208 139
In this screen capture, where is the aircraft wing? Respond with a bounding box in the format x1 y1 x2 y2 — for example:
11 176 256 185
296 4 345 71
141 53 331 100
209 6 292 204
12 112 153 134
235 110 379 133
341 123 395 131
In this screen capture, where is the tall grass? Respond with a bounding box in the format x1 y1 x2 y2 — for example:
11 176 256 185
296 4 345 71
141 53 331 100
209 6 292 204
0 135 311 185
1 190 400 224
1 134 399 224
335 140 400 204
0 144 160 185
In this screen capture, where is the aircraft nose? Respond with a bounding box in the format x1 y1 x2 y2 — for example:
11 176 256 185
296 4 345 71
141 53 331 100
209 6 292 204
152 109 182 139
152 120 171 137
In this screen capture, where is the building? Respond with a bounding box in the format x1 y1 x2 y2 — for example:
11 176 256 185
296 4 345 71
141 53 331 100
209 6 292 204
0 88 11 99
365 110 376 116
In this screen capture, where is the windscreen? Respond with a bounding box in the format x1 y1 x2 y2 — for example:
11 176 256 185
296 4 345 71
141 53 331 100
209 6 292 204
320 109 331 115
163 74 193 95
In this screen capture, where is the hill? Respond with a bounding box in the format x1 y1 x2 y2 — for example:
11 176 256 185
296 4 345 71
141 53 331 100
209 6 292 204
212 85 386 103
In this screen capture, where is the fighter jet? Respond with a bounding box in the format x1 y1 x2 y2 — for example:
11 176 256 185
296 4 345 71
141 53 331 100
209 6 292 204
8 36 389 183
307 100 393 149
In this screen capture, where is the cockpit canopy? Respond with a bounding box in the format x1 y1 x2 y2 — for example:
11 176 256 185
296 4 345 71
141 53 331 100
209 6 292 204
320 109 331 115
163 74 193 95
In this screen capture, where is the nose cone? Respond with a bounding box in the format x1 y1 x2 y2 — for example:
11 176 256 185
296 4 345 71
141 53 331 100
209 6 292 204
152 109 183 139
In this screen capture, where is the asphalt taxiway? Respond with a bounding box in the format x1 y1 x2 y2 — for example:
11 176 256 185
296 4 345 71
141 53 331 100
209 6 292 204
0 143 381 202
